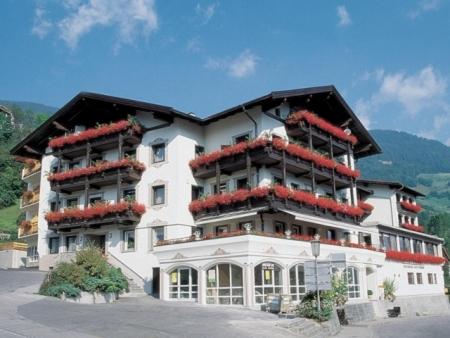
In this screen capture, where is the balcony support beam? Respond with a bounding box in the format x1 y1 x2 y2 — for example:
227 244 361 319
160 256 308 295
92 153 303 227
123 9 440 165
84 142 91 208
117 134 123 203
55 153 61 210
246 150 252 188
329 135 337 199
347 142 355 206
282 150 287 186
308 123 316 194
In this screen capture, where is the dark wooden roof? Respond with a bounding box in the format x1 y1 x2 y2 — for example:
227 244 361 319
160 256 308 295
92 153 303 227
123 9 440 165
11 86 382 159
357 179 425 197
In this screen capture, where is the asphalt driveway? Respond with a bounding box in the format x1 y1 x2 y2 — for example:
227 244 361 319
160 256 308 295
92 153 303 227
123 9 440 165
0 270 296 338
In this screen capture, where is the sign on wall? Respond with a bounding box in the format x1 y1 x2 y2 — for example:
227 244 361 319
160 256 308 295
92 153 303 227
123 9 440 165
304 260 332 291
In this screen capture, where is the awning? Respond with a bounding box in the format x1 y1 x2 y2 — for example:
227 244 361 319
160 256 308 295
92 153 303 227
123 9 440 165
195 210 260 225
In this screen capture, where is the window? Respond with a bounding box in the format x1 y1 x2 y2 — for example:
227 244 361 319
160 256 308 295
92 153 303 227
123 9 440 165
212 182 228 194
50 200 61 212
123 230 135 251
236 177 248 190
90 155 103 166
291 183 299 190
233 133 251 144
326 229 336 240
273 176 283 185
413 239 422 254
191 185 204 200
379 233 397 251
66 198 78 208
206 264 243 305
152 185 165 205
289 264 306 301
124 148 137 160
398 214 403 225
49 237 59 254
152 143 166 163
275 108 281 117
66 236 77 252
434 273 437 284
428 273 434 284
153 227 165 244
68 161 81 170
345 267 360 299
89 195 103 205
407 272 415 285
51 165 59 174
274 221 286 234
195 145 205 157
359 233 372 246
122 188 136 201
396 194 401 202
169 267 198 300
399 236 411 252
291 224 302 235
238 221 252 231
425 243 435 256
416 273 423 284
215 225 229 235
254 262 283 304
194 227 203 237
27 246 38 261
308 227 317 237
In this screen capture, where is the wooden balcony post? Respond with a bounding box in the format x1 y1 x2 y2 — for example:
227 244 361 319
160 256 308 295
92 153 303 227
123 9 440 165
347 142 355 206
84 142 91 208
308 123 316 194
329 135 337 199
215 161 221 193
117 134 123 202
282 150 287 186
246 150 252 189
56 152 61 210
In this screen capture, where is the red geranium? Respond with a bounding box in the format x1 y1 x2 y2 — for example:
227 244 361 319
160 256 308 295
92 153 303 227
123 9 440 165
45 201 145 224
401 223 424 233
400 201 422 213
286 110 358 145
48 120 142 149
385 250 445 265
48 158 145 182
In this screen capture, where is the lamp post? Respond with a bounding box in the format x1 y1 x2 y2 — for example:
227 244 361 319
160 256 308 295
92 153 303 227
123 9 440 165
311 234 321 315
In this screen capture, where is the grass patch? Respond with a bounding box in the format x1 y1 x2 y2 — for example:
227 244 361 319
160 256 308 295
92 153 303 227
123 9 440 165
0 202 20 234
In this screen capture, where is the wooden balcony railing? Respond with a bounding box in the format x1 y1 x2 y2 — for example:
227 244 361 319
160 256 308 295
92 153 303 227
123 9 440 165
22 160 41 178
18 216 38 237
21 190 40 207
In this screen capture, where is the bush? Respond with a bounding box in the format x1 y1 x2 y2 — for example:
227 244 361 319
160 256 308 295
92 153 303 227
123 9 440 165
39 246 129 299
383 278 397 302
46 283 81 298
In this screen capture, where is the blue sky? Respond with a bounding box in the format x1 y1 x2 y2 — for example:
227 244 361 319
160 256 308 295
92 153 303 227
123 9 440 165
1 0 449 145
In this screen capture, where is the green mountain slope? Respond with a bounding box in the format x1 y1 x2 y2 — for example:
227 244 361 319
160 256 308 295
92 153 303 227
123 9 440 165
0 100 57 115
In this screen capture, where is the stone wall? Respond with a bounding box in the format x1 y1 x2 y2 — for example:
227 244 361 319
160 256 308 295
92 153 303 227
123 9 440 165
373 295 450 318
344 302 376 323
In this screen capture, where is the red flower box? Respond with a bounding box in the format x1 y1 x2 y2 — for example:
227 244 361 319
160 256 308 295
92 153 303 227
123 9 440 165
357 200 374 212
190 138 360 179
48 158 145 182
45 201 146 224
385 250 445 265
189 185 366 219
286 110 358 145
48 119 142 149
401 223 424 233
400 201 422 213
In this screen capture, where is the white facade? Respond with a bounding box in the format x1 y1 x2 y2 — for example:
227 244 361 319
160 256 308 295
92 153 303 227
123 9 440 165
15 90 446 308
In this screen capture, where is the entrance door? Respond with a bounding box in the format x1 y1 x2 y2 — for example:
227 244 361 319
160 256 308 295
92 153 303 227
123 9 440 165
86 235 106 254
153 267 160 298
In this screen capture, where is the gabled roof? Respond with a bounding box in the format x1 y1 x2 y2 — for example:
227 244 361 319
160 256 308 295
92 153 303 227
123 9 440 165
357 179 425 197
10 86 382 159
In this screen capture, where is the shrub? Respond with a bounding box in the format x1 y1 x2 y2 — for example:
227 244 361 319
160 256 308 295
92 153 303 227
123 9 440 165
46 283 81 298
39 246 129 299
383 278 397 302
297 292 334 322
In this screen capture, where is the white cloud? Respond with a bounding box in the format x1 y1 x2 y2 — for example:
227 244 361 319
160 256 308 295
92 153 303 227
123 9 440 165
195 3 218 24
186 38 202 53
376 66 446 115
205 50 259 79
31 8 53 38
408 0 441 19
32 0 158 50
337 5 351 27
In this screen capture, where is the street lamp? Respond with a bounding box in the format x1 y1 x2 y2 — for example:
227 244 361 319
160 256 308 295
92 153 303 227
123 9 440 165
311 234 321 315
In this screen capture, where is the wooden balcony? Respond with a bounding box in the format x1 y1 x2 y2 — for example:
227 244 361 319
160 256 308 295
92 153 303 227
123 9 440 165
21 190 40 208
50 167 142 193
192 191 365 225
286 123 349 157
192 146 352 189
48 211 140 231
51 131 141 160
18 216 38 237
22 161 41 178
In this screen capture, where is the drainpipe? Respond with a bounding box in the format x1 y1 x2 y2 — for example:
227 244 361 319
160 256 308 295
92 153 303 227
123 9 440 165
242 105 260 187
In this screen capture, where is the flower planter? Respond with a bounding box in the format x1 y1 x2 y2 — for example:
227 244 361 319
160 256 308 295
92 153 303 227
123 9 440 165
61 291 118 304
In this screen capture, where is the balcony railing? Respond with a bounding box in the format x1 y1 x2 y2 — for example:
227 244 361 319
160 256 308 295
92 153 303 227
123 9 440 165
189 185 369 224
45 201 145 231
48 159 145 193
399 201 422 214
190 138 359 189
22 160 41 178
401 223 424 233
21 190 40 207
18 216 38 237
385 250 445 265
48 119 143 159
156 229 382 252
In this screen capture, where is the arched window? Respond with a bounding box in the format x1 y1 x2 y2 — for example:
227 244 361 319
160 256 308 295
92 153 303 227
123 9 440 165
289 264 305 301
254 262 283 304
345 266 360 299
169 267 198 300
206 263 243 305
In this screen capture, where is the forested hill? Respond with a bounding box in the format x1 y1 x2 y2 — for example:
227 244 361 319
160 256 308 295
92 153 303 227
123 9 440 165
357 130 450 187
0 100 57 115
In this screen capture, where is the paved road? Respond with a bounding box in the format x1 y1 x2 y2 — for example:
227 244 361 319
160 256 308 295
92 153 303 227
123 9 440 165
0 270 297 338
